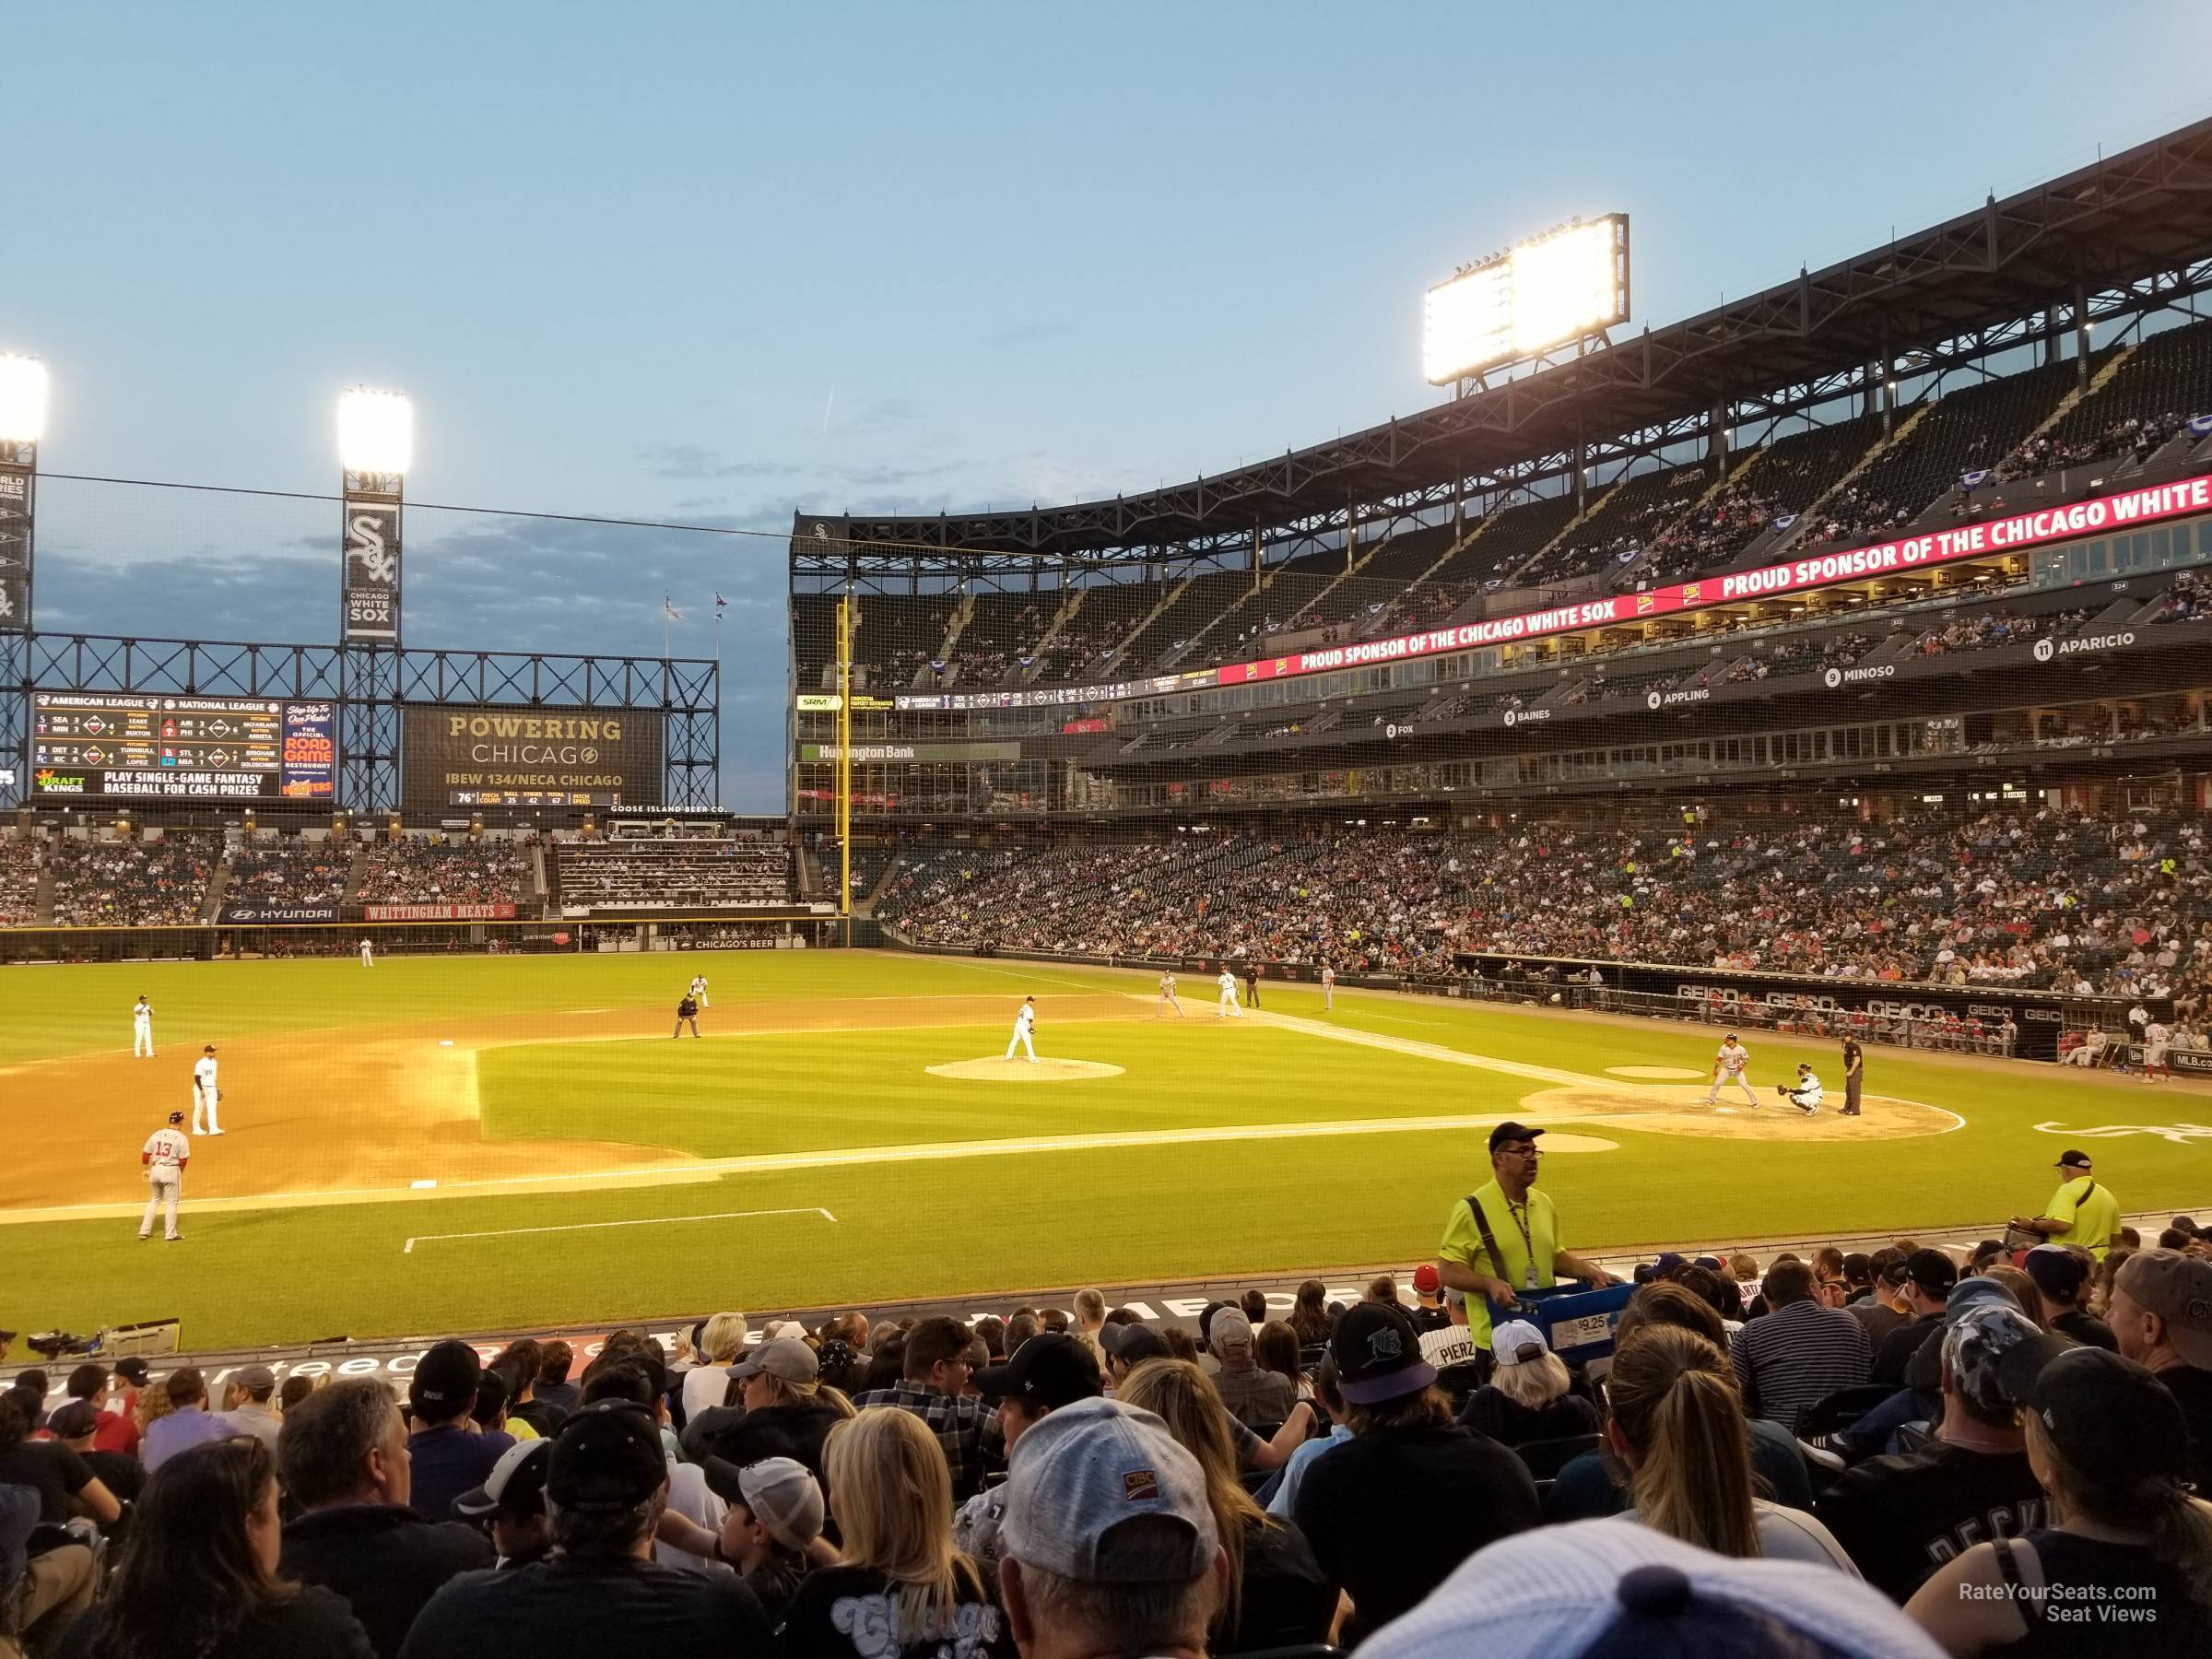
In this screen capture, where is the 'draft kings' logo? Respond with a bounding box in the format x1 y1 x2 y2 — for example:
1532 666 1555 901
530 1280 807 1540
33 769 88 794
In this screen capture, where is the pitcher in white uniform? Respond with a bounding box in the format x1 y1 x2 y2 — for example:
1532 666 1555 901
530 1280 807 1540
1005 996 1039 1063
1216 969 1241 1018
1700 1033 1759 1109
192 1043 224 1135
132 994 155 1058
140 1110 190 1241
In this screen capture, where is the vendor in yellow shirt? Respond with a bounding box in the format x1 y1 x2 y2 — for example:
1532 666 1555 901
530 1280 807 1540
1435 1121 1612 1350
2012 1147 2124 1258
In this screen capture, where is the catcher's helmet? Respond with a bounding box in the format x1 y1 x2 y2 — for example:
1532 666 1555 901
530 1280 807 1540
167 1111 185 1124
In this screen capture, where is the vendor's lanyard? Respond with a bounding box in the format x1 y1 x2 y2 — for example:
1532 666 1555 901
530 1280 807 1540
1509 1199 1538 1290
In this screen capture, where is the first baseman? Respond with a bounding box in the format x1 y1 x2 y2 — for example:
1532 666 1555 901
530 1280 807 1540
688 972 710 1009
1216 968 1241 1018
192 1043 225 1135
141 1110 190 1241
133 994 155 1058
1321 963 1335 1011
1156 971 1186 1018
1005 996 1039 1063
1700 1033 1759 1109
359 935 374 967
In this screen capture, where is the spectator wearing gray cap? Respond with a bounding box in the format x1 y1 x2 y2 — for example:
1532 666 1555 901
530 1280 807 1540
278 1376 494 1659
224 1364 284 1454
1816 1304 2049 1603
398 1401 775 1658
1205 1310 1296 1431
1907 1346 2212 1653
996 1396 1227 1659
701 1455 827 1625
2108 1248 2212 1494
681 1336 853 1489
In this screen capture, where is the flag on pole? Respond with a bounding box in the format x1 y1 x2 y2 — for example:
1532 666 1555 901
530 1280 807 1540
663 594 685 622
714 593 728 610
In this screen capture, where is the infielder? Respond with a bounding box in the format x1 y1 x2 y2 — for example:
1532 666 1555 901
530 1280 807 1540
688 972 710 1010
674 993 701 1039
359 935 374 968
1321 963 1335 1011
1216 968 1241 1018
1776 1063 1824 1116
132 994 155 1058
1700 1033 1759 1109
1005 995 1039 1063
192 1043 224 1135
141 1110 190 1241
1156 971 1186 1018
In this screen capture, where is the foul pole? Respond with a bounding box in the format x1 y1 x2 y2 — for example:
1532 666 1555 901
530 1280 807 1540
836 595 852 947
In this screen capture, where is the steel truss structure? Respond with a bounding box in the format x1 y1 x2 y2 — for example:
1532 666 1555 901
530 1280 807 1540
4 631 720 813
794 117 2212 577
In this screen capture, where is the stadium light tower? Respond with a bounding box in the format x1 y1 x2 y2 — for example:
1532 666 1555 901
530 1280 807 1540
337 386 411 811
0 353 47 810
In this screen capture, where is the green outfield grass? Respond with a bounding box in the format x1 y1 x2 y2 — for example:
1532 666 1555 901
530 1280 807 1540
6 949 2209 1347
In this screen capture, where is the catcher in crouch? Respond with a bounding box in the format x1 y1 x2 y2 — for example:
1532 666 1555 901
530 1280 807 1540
1776 1062 1826 1116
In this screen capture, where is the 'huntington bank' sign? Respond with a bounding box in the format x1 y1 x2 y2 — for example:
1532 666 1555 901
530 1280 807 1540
401 704 665 815
341 477 402 643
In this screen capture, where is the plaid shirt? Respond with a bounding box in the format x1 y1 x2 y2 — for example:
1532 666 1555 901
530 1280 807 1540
851 1381 1006 1499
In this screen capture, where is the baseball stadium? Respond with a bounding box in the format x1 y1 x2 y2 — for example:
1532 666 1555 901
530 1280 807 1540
12 66 2212 1651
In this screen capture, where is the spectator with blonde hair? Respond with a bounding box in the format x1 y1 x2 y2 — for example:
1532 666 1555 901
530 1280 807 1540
1115 1360 1332 1653
1457 1320 1598 1448
678 1312 748 1420
782 1407 1012 1659
1604 1324 1854 1569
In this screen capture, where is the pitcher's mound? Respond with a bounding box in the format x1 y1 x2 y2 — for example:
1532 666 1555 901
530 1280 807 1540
927 1058 1126 1083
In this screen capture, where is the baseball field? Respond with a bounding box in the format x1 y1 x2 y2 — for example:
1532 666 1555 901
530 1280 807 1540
6 947 2207 1348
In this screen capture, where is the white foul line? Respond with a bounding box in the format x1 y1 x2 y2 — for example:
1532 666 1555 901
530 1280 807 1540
403 1206 837 1254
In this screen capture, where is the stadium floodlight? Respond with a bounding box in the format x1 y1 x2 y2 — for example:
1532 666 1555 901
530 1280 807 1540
0 353 50 444
337 387 414 476
1423 215 1630 385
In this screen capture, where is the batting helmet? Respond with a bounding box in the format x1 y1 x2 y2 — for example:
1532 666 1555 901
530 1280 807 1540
167 1111 185 1124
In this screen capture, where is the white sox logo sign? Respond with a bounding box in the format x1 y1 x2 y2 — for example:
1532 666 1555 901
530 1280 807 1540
341 485 401 643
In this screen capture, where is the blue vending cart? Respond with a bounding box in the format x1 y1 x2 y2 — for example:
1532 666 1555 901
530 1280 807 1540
1488 1281 1637 1371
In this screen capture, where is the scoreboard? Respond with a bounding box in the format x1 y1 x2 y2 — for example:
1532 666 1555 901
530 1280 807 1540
30 692 338 801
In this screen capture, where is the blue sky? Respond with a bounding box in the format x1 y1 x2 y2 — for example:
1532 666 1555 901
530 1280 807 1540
7 2 2209 807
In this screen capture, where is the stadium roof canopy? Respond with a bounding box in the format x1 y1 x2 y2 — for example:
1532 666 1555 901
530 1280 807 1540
797 117 2212 566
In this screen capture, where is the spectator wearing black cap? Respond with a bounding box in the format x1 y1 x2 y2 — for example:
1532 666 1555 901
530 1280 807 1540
1907 1346 2212 1653
2108 1249 2212 1493
577 1359 727 1578
1871 1251 1960 1386
403 1341 513 1523
1100 1320 1171 1390
1291 1300 1540 1644
95 1357 150 1457
995 1397 1227 1659
1437 1121 1609 1358
2011 1147 2124 1259
957 1333 1104 1583
2021 1245 2119 1351
54 1435 374 1659
700 1455 826 1625
277 1377 494 1659
397 1402 774 1658
851 1316 1006 1502
1816 1303 2049 1602
0 1387 122 1527
1730 1260 1873 1433
455 1440 553 1569
681 1337 853 1488
43 1397 145 1506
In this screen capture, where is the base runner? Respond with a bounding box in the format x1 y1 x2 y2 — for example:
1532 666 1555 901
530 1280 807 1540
1700 1033 1759 1109
140 1111 189 1242
191 1044 224 1135
1005 995 1039 1063
1156 971 1186 1019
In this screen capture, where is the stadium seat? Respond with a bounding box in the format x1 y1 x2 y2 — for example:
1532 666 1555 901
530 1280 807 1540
1512 1433 1603 1482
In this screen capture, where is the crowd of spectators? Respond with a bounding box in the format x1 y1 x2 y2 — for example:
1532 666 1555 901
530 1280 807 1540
1638 480 1785 586
878 806 2212 998
1914 606 2093 658
2153 569 2211 624
355 840 532 908
1997 411 2194 480
45 833 218 928
8 1209 2212 1658
225 839 351 909
0 836 42 926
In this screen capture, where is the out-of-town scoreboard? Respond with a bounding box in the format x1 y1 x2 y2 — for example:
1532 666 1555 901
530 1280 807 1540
30 692 337 800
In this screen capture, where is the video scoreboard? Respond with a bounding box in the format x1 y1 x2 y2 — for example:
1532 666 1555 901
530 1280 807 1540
30 692 338 801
